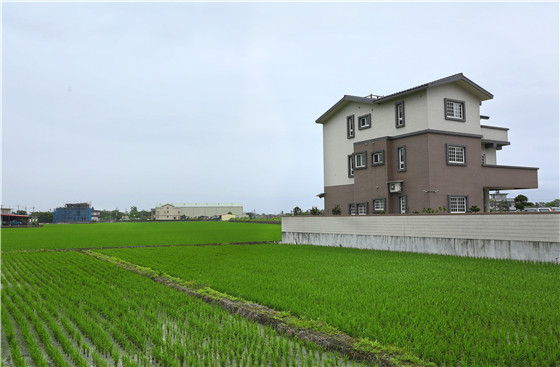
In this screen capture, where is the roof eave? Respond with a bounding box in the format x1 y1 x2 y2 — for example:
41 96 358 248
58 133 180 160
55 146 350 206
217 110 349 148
315 95 374 124
315 73 494 125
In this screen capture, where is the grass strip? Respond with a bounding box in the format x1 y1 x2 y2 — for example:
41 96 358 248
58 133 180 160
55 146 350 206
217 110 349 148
84 249 434 367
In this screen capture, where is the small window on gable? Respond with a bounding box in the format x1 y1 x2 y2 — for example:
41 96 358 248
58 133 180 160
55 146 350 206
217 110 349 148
395 102 405 128
371 151 384 166
445 99 466 121
354 152 367 169
347 115 355 138
358 114 371 130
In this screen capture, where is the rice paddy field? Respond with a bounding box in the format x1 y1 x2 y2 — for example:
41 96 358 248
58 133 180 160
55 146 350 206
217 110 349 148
0 221 281 251
1 221 559 366
100 244 560 366
2 250 354 367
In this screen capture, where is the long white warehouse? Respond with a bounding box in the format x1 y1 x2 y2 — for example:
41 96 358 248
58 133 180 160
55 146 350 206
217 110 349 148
153 203 244 220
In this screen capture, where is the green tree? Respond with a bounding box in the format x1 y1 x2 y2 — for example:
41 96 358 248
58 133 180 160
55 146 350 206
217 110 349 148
545 199 560 207
100 210 112 221
112 210 123 221
33 212 53 223
309 207 321 216
332 204 342 215
16 210 27 215
514 195 532 211
293 206 302 216
138 210 151 220
129 206 138 218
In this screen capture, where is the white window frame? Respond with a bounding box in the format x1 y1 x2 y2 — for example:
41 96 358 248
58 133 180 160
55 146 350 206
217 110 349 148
395 101 405 128
449 196 467 213
445 99 465 121
373 198 385 212
349 203 357 215
347 115 355 138
399 195 407 214
371 151 384 166
447 145 466 165
357 202 367 215
354 152 366 169
397 146 406 172
358 114 371 130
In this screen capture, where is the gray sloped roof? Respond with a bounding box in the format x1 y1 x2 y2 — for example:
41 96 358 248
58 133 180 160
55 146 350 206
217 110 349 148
315 73 494 124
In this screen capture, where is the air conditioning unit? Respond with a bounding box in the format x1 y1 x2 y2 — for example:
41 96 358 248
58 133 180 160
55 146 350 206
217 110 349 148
389 182 402 193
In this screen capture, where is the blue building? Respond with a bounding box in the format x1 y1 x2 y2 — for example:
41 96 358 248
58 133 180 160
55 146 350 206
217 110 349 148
53 203 92 223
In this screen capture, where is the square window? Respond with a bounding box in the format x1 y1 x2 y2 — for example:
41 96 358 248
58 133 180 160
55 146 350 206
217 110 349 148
347 115 355 138
447 145 466 165
358 114 371 130
449 196 467 213
373 199 385 212
354 152 367 169
349 203 357 215
371 151 384 166
445 99 465 121
395 102 405 128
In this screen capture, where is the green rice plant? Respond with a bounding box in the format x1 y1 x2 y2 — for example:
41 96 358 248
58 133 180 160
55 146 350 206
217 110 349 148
0 301 27 367
1 221 280 250
100 243 560 366
2 290 49 367
1 251 356 367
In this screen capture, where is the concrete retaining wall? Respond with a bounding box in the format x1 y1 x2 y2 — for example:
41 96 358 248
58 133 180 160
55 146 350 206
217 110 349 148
281 213 560 263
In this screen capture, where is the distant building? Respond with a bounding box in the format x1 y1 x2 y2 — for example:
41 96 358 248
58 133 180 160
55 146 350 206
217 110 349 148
220 214 237 221
1 207 30 226
489 191 516 212
153 203 244 220
91 208 101 222
53 203 92 223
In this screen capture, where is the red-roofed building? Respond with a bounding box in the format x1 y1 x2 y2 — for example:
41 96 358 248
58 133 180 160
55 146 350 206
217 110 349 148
1 207 30 226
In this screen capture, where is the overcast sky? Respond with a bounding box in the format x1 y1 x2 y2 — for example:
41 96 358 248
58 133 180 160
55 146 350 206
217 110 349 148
2 2 559 214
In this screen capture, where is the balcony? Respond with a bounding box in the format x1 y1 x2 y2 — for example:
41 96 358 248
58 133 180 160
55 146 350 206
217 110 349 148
482 164 538 190
481 125 509 149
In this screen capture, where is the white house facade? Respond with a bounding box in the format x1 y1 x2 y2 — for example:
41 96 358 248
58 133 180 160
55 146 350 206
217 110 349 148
316 73 538 215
